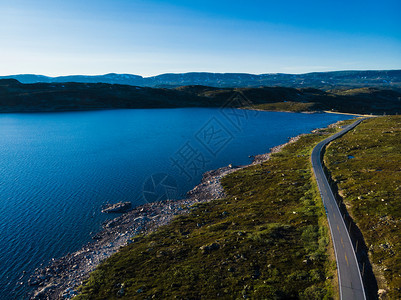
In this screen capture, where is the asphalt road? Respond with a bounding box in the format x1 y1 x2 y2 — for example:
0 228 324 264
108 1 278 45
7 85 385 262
311 118 367 300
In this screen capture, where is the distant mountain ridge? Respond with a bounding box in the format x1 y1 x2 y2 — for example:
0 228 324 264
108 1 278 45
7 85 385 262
1 70 401 89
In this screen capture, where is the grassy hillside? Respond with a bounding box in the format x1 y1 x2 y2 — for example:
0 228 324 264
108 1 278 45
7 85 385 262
324 116 401 299
241 87 401 115
75 122 356 299
186 86 401 114
0 79 400 115
0 79 215 112
243 102 316 113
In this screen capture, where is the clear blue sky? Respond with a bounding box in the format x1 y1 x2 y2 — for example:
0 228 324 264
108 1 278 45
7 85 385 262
1 0 400 76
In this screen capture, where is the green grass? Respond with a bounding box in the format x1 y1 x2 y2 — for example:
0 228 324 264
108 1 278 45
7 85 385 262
245 101 316 113
76 122 353 300
324 116 401 299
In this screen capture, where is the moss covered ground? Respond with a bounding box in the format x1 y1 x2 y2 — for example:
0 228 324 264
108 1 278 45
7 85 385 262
75 121 357 299
324 116 401 299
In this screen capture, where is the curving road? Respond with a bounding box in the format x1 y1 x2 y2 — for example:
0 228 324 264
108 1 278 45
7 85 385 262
311 118 367 300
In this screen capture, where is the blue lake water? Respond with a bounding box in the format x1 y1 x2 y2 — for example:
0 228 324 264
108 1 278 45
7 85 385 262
0 108 354 299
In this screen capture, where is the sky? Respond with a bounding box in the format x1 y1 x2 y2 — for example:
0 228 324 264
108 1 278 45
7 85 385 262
1 0 400 76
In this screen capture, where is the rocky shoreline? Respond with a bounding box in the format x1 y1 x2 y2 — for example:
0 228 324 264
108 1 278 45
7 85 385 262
29 131 313 299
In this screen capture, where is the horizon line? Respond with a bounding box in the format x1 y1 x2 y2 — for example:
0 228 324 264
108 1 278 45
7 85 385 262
1 68 400 79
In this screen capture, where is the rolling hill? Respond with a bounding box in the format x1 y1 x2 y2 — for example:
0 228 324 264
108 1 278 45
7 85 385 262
0 79 400 115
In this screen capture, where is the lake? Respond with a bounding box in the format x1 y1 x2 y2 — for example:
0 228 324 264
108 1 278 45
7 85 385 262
0 108 354 298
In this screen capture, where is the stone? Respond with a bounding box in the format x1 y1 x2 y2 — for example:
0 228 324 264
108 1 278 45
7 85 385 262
378 289 387 299
102 202 132 213
200 242 220 254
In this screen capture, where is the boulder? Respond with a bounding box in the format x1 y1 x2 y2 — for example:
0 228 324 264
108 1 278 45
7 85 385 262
101 202 132 213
